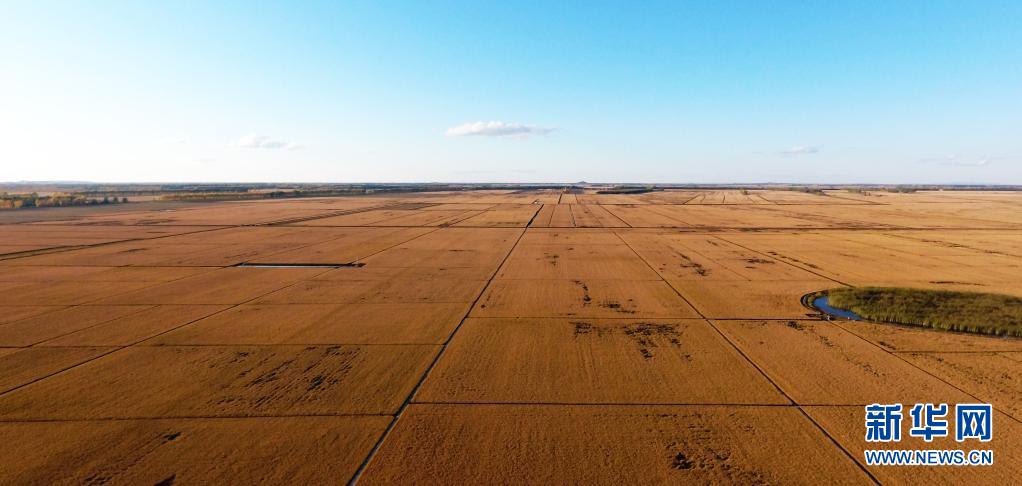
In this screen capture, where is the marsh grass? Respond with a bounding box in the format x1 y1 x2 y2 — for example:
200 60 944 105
827 287 1022 337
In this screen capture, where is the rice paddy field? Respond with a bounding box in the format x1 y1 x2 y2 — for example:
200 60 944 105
0 188 1020 484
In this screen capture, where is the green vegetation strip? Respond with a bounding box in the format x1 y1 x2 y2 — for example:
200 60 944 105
826 287 1022 337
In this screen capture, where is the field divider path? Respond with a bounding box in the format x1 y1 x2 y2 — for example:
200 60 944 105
0 225 444 401
523 204 542 228
3 226 444 338
709 227 1022 424
685 194 706 204
0 267 337 400
409 401 864 407
889 349 1022 354
676 194 698 204
0 263 229 335
612 228 881 485
260 202 438 226
884 232 1022 259
21 306 158 347
643 204 694 226
347 226 531 485
0 225 230 262
236 225 443 267
446 209 499 227
710 234 853 287
746 204 904 229
597 203 632 227
820 192 887 205
0 266 248 399
528 203 555 227
191 224 1022 230
833 321 1022 426
0 412 396 424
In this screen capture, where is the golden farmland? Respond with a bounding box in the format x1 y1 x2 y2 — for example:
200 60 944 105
1 188 1020 484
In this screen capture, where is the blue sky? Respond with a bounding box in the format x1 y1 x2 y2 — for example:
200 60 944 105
2 1 1020 183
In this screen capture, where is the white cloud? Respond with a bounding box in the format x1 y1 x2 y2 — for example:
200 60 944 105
779 145 821 156
232 134 304 150
445 121 555 138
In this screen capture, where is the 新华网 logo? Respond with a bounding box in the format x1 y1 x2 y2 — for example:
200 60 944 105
862 402 993 466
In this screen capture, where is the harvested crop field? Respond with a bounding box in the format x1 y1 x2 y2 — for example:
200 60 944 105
0 189 1020 483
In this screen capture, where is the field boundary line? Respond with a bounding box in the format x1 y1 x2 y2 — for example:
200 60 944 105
884 232 1022 258
891 349 1022 354
443 209 492 227
523 204 542 228
107 342 441 347
0 266 341 400
834 321 1022 426
409 401 866 407
0 226 443 401
819 192 886 205
642 204 695 226
596 204 629 228
0 226 229 262
710 234 852 287
236 226 441 267
347 226 530 485
130 224 1022 230
22 305 158 347
613 229 880 485
261 202 438 226
0 265 225 337
680 193 701 204
598 204 634 228
540 203 555 226
0 413 394 423
749 204 906 229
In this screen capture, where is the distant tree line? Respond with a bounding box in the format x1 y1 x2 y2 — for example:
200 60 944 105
789 186 825 194
160 185 471 202
595 186 657 194
0 192 128 209
161 189 371 202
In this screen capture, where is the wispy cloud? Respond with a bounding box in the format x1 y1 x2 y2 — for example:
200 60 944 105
231 134 304 150
916 154 998 167
779 145 821 156
445 121 555 138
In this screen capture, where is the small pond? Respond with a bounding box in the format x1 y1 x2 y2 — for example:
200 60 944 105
812 295 864 321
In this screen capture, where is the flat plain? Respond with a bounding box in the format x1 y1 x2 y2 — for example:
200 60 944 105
0 188 1020 484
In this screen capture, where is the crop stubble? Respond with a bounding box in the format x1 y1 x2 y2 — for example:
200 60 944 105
1 189 1020 483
